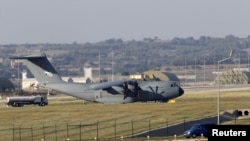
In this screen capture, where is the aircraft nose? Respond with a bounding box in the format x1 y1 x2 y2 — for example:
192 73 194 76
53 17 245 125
179 87 184 96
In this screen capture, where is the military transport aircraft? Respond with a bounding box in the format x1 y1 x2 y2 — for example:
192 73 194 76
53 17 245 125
9 53 184 104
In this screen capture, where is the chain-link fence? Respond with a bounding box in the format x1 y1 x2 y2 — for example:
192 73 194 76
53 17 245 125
1 116 249 141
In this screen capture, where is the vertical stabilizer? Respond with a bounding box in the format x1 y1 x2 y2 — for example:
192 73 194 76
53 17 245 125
9 53 63 86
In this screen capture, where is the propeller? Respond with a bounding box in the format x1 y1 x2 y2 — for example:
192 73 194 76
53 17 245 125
122 81 129 99
122 80 141 99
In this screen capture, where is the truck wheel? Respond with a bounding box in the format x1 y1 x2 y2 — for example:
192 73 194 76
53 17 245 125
19 104 24 107
12 103 16 107
40 102 45 106
12 103 19 107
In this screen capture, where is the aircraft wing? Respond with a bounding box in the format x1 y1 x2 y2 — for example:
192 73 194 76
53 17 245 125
90 80 124 90
89 80 127 94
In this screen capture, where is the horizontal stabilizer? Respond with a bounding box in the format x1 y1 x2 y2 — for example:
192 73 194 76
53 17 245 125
9 53 47 59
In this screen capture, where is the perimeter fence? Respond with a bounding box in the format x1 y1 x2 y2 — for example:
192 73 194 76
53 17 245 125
0 116 249 141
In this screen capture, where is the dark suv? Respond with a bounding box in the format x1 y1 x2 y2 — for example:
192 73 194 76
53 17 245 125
183 123 216 138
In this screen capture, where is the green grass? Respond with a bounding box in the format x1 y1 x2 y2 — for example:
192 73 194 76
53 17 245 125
0 87 250 140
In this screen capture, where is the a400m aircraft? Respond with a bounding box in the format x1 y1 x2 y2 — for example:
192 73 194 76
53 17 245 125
10 53 184 104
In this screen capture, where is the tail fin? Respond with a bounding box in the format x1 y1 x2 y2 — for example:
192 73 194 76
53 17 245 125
9 53 63 86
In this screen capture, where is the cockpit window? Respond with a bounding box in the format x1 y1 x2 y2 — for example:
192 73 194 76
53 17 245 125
170 82 181 87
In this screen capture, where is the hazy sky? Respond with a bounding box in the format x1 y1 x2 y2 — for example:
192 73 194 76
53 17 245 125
1 0 250 44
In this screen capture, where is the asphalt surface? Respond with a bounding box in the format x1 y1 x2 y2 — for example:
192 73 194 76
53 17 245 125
131 115 230 138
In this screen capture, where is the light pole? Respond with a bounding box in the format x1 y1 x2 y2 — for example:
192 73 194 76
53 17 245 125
98 51 101 82
217 50 234 125
195 56 197 84
203 56 206 85
185 57 187 84
111 49 114 81
248 52 249 71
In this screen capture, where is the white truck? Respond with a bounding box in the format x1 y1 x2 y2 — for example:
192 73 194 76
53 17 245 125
6 95 48 107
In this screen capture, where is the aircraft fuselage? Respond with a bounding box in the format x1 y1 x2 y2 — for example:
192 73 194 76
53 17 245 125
45 81 183 104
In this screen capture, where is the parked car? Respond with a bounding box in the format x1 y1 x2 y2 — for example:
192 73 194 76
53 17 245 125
183 123 216 138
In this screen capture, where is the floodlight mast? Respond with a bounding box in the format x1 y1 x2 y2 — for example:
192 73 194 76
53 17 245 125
217 49 234 125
